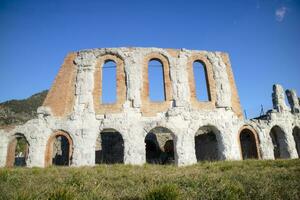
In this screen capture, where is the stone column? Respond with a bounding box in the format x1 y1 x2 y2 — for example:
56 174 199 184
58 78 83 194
272 84 289 112
219 127 242 160
171 51 190 107
123 126 145 165
256 127 275 159
207 53 232 108
27 137 47 167
175 131 197 166
286 89 300 114
73 52 96 117
284 127 299 159
0 132 8 167
71 52 98 166
71 127 98 167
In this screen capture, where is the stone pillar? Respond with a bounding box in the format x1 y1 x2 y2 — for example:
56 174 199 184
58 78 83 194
272 84 289 112
256 128 275 159
219 128 241 160
284 128 299 159
0 132 8 167
286 89 300 114
207 53 232 108
71 124 98 167
73 53 96 117
123 127 145 165
175 131 197 166
71 52 98 166
171 51 190 107
27 138 47 167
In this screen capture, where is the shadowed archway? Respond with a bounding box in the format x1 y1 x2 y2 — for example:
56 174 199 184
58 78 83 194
45 131 73 167
238 127 260 159
95 129 124 164
293 126 300 157
195 126 221 161
270 126 290 159
145 127 175 165
6 133 29 167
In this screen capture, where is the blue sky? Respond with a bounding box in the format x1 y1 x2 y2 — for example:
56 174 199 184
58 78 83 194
0 0 299 118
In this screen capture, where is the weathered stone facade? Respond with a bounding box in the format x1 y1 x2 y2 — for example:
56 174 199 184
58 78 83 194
0 47 299 167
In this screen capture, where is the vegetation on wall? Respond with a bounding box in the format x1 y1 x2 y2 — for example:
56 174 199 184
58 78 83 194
0 90 48 127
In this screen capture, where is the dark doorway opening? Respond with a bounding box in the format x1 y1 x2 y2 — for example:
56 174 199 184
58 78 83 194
95 129 124 164
145 127 175 164
52 135 70 166
240 129 259 159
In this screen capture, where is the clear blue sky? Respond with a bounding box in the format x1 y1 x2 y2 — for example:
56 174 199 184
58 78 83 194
0 0 299 118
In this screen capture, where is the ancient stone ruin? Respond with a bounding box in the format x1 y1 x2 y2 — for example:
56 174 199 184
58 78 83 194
0 47 299 167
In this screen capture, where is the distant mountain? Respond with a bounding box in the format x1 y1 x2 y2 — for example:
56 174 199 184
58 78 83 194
0 90 48 127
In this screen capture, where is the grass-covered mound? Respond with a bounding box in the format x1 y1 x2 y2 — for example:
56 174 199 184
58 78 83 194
0 160 299 200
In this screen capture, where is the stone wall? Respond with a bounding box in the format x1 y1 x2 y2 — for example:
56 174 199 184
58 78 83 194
0 47 299 167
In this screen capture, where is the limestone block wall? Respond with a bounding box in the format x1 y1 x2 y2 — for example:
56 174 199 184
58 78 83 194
0 47 299 168
249 85 300 160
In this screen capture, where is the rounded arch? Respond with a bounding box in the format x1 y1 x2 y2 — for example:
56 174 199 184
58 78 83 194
141 52 172 116
95 51 126 62
144 124 177 138
95 128 124 164
187 53 216 110
93 53 126 114
44 130 73 167
6 133 30 167
144 51 171 67
269 125 290 159
238 125 261 159
194 125 222 161
192 60 211 101
292 126 300 157
145 126 176 165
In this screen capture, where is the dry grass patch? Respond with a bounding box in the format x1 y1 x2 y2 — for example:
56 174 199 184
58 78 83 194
0 160 299 200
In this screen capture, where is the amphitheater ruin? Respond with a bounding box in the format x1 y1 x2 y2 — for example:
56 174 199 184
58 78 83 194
0 47 299 167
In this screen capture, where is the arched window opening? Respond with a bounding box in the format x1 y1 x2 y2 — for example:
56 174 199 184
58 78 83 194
6 134 29 167
14 136 29 167
45 131 73 167
102 60 117 104
293 127 300 157
270 126 290 159
195 126 219 161
193 61 210 101
239 129 258 159
7 134 29 167
145 127 175 165
95 129 124 164
148 59 165 102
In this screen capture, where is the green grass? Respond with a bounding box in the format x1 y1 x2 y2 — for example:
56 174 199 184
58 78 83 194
0 160 299 200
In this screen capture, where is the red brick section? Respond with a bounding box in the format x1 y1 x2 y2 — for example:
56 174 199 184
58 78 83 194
141 52 173 116
93 54 126 114
187 53 217 110
221 53 244 119
42 53 77 117
5 138 17 167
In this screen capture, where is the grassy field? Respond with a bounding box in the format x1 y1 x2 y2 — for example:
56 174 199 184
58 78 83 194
0 160 299 200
